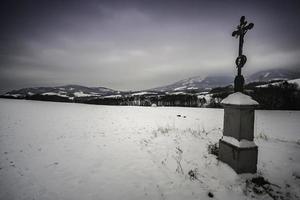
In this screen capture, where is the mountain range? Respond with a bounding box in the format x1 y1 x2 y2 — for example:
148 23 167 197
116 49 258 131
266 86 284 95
2 68 300 100
247 68 300 82
151 76 233 92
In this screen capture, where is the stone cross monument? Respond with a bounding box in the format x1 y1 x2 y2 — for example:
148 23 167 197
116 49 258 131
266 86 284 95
218 16 259 174
232 16 254 92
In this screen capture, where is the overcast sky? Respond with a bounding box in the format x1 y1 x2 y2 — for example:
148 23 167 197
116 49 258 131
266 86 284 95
0 0 300 93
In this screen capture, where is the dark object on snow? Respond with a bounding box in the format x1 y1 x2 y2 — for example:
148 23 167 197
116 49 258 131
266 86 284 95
248 176 282 199
251 176 270 186
208 192 214 198
188 169 197 180
208 143 219 157
177 114 181 117
292 172 300 179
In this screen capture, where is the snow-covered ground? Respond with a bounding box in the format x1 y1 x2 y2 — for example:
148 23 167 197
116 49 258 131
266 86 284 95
0 99 299 200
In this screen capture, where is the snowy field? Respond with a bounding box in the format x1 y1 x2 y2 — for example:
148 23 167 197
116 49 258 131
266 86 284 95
0 99 299 200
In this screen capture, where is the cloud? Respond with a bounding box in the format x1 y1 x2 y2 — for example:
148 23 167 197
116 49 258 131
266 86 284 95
0 0 299 93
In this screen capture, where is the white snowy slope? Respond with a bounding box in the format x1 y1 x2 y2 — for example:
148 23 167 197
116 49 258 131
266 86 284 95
73 91 93 97
289 78 300 86
42 92 69 98
0 99 299 200
131 91 158 96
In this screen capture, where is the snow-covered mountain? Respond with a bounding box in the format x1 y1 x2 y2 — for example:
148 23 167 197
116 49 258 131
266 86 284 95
2 68 300 100
2 76 234 99
3 85 118 99
247 68 300 83
152 76 233 92
153 68 300 93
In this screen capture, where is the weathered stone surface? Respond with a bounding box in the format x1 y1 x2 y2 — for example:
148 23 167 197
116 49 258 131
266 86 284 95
219 93 258 174
223 105 255 141
219 139 258 174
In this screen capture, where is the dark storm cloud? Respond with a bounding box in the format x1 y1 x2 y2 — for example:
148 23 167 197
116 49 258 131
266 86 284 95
0 0 300 93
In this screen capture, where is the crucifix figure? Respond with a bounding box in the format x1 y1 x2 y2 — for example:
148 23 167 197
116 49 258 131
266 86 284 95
232 16 254 92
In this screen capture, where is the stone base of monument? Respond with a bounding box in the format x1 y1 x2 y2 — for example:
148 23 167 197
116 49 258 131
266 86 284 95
219 138 258 174
219 92 259 174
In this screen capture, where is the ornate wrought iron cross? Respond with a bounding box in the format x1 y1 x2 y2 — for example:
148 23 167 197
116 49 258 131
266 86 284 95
232 16 254 92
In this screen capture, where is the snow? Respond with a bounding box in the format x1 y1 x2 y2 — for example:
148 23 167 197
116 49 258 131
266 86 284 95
289 78 300 87
263 72 270 78
221 136 257 148
12 94 22 98
173 86 187 91
221 92 259 105
197 94 212 106
74 91 92 97
43 92 59 95
131 92 157 96
256 78 300 88
0 99 299 200
89 92 102 96
4 94 23 98
168 91 186 95
256 84 273 88
198 91 209 95
104 94 122 98
42 92 69 98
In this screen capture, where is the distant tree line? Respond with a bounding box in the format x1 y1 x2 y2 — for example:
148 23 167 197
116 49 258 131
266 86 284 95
250 81 300 110
76 94 200 107
208 81 300 110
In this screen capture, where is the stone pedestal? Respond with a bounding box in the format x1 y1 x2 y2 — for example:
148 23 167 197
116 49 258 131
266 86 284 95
218 92 259 174
219 137 258 173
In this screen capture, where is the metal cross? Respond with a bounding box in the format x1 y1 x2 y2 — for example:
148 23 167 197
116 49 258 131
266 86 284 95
232 16 254 92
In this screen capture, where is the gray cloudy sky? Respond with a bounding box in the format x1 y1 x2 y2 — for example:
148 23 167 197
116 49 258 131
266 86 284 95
0 0 300 93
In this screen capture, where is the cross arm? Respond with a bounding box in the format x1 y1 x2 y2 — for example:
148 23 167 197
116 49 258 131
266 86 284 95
245 23 254 30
